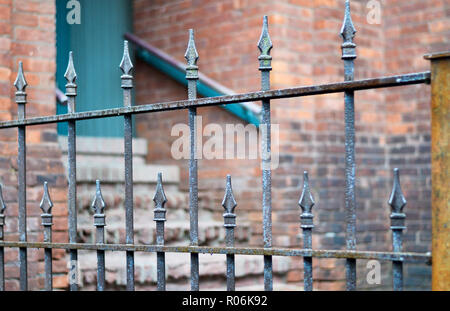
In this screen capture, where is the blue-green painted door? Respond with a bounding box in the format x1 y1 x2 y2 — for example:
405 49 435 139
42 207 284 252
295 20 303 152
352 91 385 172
56 0 134 137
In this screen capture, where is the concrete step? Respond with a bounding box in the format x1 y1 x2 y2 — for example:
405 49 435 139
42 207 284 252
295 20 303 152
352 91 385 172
76 251 291 290
77 221 251 245
58 136 180 184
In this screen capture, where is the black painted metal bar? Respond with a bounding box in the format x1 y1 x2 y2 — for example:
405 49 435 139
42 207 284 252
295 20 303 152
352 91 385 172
14 61 28 291
0 184 6 291
65 52 78 291
92 180 106 291
389 168 407 291
40 182 53 291
120 40 135 291
153 173 167 291
222 175 237 291
341 0 357 291
185 29 200 291
258 15 273 292
299 172 315 291
0 72 430 130
0 241 430 263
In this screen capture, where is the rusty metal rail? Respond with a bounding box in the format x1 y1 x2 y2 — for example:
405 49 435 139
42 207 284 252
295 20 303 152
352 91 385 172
0 241 431 264
0 72 430 130
0 0 435 292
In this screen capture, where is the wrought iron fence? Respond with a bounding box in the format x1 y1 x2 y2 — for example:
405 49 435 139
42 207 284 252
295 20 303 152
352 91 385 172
0 1 433 291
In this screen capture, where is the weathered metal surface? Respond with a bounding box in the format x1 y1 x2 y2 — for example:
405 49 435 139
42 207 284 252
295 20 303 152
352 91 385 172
120 40 135 291
0 72 430 129
64 51 78 291
341 0 357 291
222 175 237 291
185 29 200 291
0 71 431 129
258 15 273 292
91 180 106 291
0 241 431 263
0 184 6 291
14 61 28 291
299 171 315 291
40 182 54 291
388 168 407 291
424 51 450 291
153 172 167 291
0 10 438 292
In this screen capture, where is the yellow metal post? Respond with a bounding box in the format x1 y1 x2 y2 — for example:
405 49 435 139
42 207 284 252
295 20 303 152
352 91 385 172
424 51 450 291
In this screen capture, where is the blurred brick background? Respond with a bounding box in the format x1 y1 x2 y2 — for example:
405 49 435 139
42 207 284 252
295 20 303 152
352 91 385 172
0 0 448 290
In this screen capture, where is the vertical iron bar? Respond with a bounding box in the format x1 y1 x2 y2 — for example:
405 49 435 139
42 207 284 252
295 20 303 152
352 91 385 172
222 175 237 291
299 171 315 291
40 182 53 291
120 40 135 291
153 172 167 291
64 52 78 291
340 0 357 291
92 180 106 291
14 61 27 291
258 15 273 291
389 168 406 291
0 184 6 291
185 29 200 291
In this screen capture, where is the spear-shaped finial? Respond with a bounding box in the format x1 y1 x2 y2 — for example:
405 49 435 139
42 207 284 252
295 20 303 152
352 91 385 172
184 29 199 80
257 15 273 71
14 61 27 94
389 168 407 214
222 175 237 228
40 182 53 227
340 0 356 43
222 175 237 214
64 51 77 85
389 168 407 231
340 0 357 60
299 171 315 213
153 173 167 222
39 182 53 214
299 171 315 229
0 184 6 215
91 180 106 215
120 40 134 77
153 173 167 209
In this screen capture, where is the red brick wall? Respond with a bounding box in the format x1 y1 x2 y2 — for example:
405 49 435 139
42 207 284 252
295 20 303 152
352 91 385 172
0 0 67 290
133 0 447 290
382 0 449 290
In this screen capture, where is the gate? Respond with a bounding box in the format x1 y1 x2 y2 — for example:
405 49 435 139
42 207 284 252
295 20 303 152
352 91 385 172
0 1 447 291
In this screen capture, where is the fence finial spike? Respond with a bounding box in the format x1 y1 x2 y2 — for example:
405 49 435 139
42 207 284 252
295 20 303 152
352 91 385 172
340 0 356 43
222 175 237 214
298 171 315 213
64 51 77 84
388 168 407 213
153 172 167 208
120 40 134 75
14 61 27 92
39 182 53 214
91 180 106 214
258 15 273 56
0 184 6 214
184 29 199 66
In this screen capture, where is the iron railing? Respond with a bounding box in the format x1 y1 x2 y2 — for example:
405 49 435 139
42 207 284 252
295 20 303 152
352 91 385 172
0 1 432 291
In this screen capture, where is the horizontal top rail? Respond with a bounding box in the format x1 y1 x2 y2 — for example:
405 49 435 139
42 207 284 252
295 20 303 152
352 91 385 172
0 241 431 264
0 72 430 129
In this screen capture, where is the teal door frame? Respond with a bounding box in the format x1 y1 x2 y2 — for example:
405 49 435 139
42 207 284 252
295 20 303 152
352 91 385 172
56 0 135 137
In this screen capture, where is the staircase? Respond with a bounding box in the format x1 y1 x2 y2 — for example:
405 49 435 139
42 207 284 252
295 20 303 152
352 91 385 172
58 136 296 290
